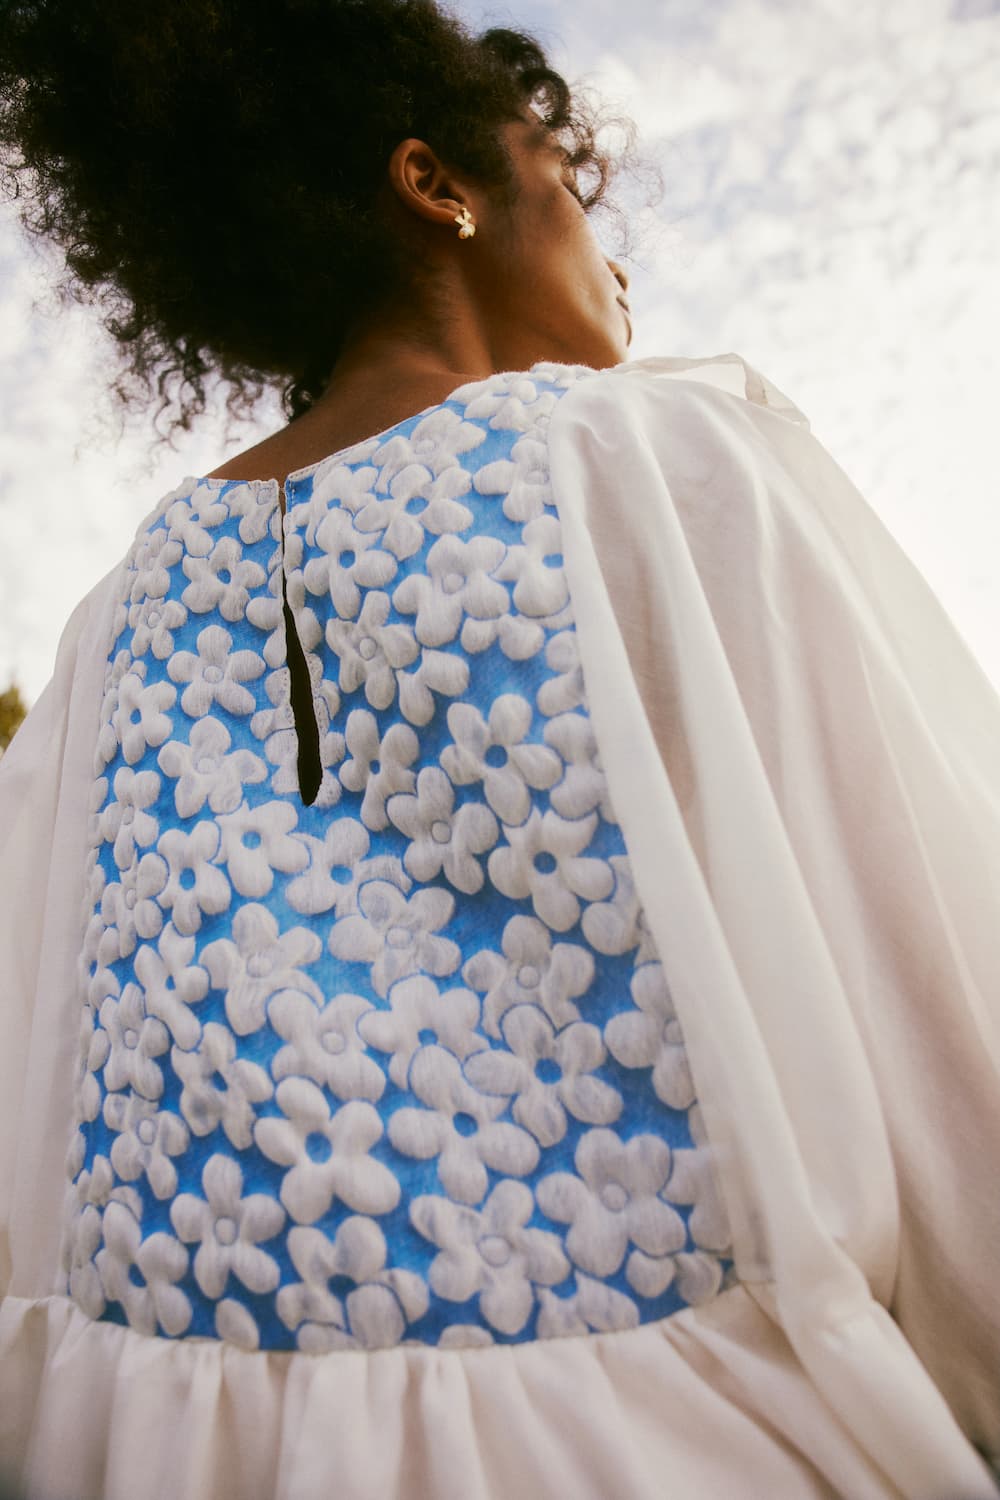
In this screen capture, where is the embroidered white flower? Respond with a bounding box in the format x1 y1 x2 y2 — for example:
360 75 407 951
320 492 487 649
95 1200 191 1336
328 880 460 997
155 821 231 935
410 1178 569 1336
214 1297 261 1350
487 809 614 933
98 980 170 1100
441 696 561 825
170 1154 285 1300
99 766 161 870
126 526 184 605
214 800 308 898
223 479 277 544
356 974 486 1090
291 458 381 540
603 962 695 1111
168 624 265 718
543 712 617 823
97 852 167 962
302 506 398 619
244 580 286 669
128 595 188 660
535 1271 639 1339
109 663 176 765
104 1093 189 1200
396 647 470 728
464 1007 622 1148
536 630 585 717
459 374 560 439
203 902 322 1035
164 486 229 557
386 766 498 894
353 463 473 562
325 590 418 708
473 433 553 523
392 534 508 648
157 718 267 818
286 814 408 917
254 1078 400 1225
270 990 385 1101
338 709 419 830
277 1218 429 1352
171 1020 273 1147
66 1202 107 1319
248 663 295 746
133 923 210 1050
388 1046 538 1206
463 914 594 1040
181 535 267 622
535 1128 687 1288
581 854 659 961
373 407 486 487
457 610 544 661
661 1105 732 1256
495 514 568 620
76 997 110 1122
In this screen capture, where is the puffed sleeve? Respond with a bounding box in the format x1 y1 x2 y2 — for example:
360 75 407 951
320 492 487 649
0 569 120 1300
548 355 1000 1492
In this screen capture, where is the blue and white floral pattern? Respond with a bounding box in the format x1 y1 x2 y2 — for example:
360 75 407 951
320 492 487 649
60 363 735 1351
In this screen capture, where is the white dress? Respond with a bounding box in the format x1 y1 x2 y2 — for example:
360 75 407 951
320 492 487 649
1 354 998 1500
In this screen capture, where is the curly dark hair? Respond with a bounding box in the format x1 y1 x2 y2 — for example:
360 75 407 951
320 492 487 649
0 0 633 443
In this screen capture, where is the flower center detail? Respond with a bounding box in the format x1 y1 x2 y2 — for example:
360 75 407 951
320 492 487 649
305 1131 333 1164
136 1118 157 1146
196 756 220 775
246 953 274 978
441 571 465 596
321 1031 346 1054
535 1057 561 1085
358 636 378 661
533 851 558 876
214 1216 238 1247
430 820 451 844
478 1235 512 1268
385 925 412 950
123 1028 140 1050
203 665 224 684
517 964 540 989
599 1183 628 1213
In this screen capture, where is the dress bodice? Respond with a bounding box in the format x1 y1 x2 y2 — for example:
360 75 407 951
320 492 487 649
62 362 733 1353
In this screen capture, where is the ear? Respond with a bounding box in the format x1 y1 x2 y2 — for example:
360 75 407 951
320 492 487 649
386 137 474 233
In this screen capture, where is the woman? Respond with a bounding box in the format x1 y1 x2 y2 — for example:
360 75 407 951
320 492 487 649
1 3 998 1498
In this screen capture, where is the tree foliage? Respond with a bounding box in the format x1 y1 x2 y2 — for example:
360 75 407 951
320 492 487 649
0 681 28 752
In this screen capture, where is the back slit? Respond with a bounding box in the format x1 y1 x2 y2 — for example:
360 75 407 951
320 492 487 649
283 599 322 805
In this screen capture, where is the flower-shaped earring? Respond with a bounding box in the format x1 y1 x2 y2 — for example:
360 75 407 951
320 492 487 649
454 205 476 240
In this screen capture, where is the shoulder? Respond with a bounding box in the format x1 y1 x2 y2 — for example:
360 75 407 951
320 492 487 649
552 353 812 431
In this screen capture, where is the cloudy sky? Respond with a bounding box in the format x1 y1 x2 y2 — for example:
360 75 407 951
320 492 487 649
2 0 999 703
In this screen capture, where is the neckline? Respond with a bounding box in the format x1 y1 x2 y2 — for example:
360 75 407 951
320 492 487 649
188 360 590 496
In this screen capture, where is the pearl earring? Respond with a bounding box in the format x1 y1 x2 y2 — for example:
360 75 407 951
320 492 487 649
454 205 476 239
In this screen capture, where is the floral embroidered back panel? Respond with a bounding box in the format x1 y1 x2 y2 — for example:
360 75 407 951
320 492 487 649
62 362 734 1352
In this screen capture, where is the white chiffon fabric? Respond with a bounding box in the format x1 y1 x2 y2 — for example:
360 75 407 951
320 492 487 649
2 352 998 1500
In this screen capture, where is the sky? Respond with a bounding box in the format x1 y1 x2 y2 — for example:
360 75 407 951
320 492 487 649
2 0 1000 703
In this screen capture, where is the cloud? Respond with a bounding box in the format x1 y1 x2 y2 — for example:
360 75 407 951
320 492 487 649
2 0 1000 699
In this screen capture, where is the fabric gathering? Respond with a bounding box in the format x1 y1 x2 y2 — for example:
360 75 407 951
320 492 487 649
1 351 999 1499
